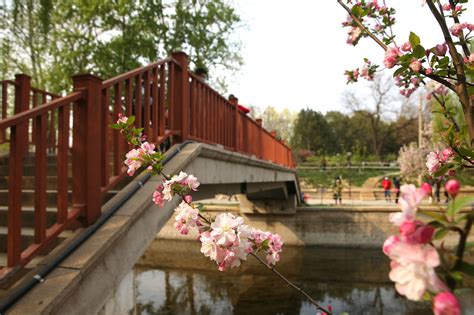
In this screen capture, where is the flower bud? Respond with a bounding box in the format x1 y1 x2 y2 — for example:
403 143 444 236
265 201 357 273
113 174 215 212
445 179 460 197
184 195 193 203
421 182 432 196
433 292 460 315
414 224 435 244
435 43 447 56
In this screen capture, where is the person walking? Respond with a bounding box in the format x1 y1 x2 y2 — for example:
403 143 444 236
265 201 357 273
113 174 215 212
381 176 392 202
393 176 401 203
333 177 343 205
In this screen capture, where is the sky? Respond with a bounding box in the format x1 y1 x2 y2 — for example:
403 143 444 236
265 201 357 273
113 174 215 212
223 0 473 113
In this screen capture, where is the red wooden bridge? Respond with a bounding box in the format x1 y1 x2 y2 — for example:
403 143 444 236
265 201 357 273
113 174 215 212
0 52 294 281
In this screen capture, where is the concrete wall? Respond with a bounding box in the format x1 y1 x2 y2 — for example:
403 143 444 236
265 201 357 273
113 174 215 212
156 206 472 249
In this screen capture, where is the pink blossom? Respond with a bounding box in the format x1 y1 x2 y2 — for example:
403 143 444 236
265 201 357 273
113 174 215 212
140 141 155 155
421 182 432 195
266 251 280 265
435 43 447 56
117 113 128 124
425 67 433 75
173 201 200 234
152 185 165 206
346 26 362 45
401 42 411 52
433 292 461 315
387 242 443 301
384 46 401 69
440 148 454 162
467 23 474 31
445 179 460 197
389 185 427 225
200 231 219 260
210 213 244 246
383 235 400 255
183 174 200 190
409 59 422 73
449 23 463 37
124 148 143 176
468 53 474 64
426 151 441 174
442 4 451 11
184 195 193 203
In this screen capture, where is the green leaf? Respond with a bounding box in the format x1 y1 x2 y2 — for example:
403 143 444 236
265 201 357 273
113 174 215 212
459 262 474 277
449 271 463 282
432 163 454 177
409 32 420 48
413 45 425 59
448 196 474 217
458 146 474 158
434 228 449 240
419 210 446 222
427 220 445 228
127 116 135 125
109 123 120 129
393 66 407 77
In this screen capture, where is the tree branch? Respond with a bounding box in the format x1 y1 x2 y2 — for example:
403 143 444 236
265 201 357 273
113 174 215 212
447 0 471 56
337 0 388 51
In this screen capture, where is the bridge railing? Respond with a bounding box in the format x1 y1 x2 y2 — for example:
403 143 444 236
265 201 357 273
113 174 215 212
0 51 294 277
0 77 59 148
0 80 84 274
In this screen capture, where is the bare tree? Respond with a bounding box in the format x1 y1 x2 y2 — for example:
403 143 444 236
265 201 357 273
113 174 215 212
343 74 418 158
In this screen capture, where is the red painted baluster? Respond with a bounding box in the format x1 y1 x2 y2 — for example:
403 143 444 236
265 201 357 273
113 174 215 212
171 52 190 143
7 74 30 267
34 113 47 243
72 74 102 226
57 104 69 224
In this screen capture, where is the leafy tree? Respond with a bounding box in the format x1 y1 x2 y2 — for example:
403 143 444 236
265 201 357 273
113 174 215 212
291 109 333 154
259 106 297 144
343 74 418 158
1 0 242 93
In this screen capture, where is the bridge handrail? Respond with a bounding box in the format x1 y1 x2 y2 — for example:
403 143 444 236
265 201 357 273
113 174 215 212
0 51 294 278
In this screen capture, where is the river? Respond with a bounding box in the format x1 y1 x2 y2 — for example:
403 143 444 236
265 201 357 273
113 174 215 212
132 239 458 315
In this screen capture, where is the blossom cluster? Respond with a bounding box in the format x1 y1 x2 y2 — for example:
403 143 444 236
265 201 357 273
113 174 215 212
341 1 473 99
116 114 284 273
201 213 283 271
152 171 200 206
124 141 156 176
341 0 396 46
383 184 460 314
345 58 378 83
449 22 474 37
425 147 454 175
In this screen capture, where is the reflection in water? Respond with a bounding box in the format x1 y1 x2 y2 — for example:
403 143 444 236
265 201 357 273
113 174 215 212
133 240 451 315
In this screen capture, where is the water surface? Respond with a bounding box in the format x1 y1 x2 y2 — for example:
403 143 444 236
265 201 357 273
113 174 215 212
134 240 451 314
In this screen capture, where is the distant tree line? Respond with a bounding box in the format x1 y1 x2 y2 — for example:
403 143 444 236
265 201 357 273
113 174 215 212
290 108 418 159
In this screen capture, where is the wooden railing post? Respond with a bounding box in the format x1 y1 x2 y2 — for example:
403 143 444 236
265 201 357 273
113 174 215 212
229 95 239 151
72 74 103 226
14 74 31 154
6 74 31 267
171 51 190 142
256 118 263 159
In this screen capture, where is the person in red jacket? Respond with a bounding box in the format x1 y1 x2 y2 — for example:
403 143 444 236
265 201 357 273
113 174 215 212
381 176 392 202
